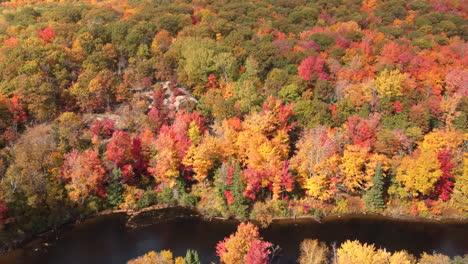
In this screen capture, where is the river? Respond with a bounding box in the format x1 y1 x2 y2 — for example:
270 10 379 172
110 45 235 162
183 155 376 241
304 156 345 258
1 208 467 264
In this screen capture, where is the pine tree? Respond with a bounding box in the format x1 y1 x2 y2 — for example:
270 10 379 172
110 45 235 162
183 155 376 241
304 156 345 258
228 161 249 219
107 168 124 208
184 249 201 264
365 164 386 210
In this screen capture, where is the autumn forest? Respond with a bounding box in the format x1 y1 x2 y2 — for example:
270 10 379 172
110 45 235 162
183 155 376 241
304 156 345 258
0 0 466 263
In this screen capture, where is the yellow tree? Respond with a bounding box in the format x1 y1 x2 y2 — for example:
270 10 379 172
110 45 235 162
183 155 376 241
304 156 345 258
337 240 391 264
235 96 295 200
452 156 468 212
397 150 442 198
373 69 408 98
183 133 222 183
339 145 370 193
419 129 464 153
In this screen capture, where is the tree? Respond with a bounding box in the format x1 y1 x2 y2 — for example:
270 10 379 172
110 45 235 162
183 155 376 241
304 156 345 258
373 69 407 98
183 133 222 183
36 26 55 42
453 157 468 212
432 150 455 201
397 150 442 198
337 240 391 264
245 239 271 264
364 164 386 210
339 145 370 193
61 149 106 204
298 56 329 82
184 249 201 264
70 70 116 113
107 168 124 208
128 250 183 264
216 222 271 264
298 239 329 264
1 125 56 209
106 130 133 168
344 114 381 149
177 38 217 95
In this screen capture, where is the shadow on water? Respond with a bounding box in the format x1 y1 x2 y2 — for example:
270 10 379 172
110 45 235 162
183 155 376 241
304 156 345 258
1 208 467 264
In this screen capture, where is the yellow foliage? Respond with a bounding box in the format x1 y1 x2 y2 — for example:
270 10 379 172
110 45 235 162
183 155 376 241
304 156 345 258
397 151 442 197
187 121 201 145
119 186 143 211
419 129 464 153
183 134 221 182
453 156 468 212
337 240 391 264
418 252 450 264
389 250 417 264
374 69 408 98
218 222 260 264
127 249 176 264
339 145 370 193
304 173 334 201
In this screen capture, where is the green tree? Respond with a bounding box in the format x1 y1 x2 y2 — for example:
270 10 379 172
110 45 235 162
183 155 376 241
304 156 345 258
365 164 386 210
184 249 201 264
107 168 124 208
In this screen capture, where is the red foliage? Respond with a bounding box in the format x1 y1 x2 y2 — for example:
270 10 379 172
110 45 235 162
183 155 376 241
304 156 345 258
280 161 294 194
3 37 19 47
36 27 55 42
225 190 235 205
121 164 136 184
132 137 147 176
106 130 133 168
245 239 272 264
392 101 404 113
148 107 165 132
243 167 263 200
297 56 329 82
206 74 220 90
433 150 455 201
90 119 115 138
190 14 200 25
345 114 381 149
61 149 107 200
8 95 27 124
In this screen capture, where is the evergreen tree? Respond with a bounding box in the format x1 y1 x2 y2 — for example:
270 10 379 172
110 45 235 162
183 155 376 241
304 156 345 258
184 249 201 264
228 161 249 219
365 164 386 210
107 168 124 208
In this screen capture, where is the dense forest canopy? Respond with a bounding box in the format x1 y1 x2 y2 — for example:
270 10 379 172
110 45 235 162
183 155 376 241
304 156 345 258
0 0 466 246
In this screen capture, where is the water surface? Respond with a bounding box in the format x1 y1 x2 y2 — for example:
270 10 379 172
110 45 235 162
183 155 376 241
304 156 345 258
1 209 467 264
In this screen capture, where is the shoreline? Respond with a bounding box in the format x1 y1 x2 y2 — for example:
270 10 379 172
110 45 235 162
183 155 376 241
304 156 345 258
1 204 467 256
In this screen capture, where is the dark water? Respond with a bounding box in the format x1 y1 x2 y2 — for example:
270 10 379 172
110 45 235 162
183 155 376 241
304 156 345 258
1 209 467 264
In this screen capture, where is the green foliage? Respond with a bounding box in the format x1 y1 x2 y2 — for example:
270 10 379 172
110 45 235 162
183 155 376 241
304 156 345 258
310 33 335 51
364 164 386 210
157 187 176 206
228 162 249 220
184 249 201 264
294 99 331 128
107 168 124 208
179 192 200 207
137 188 157 209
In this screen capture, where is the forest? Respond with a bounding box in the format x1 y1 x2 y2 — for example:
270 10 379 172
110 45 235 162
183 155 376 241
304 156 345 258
0 0 466 257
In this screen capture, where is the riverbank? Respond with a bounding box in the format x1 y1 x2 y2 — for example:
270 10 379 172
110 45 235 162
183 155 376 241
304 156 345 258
2 207 468 264
1 203 467 257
